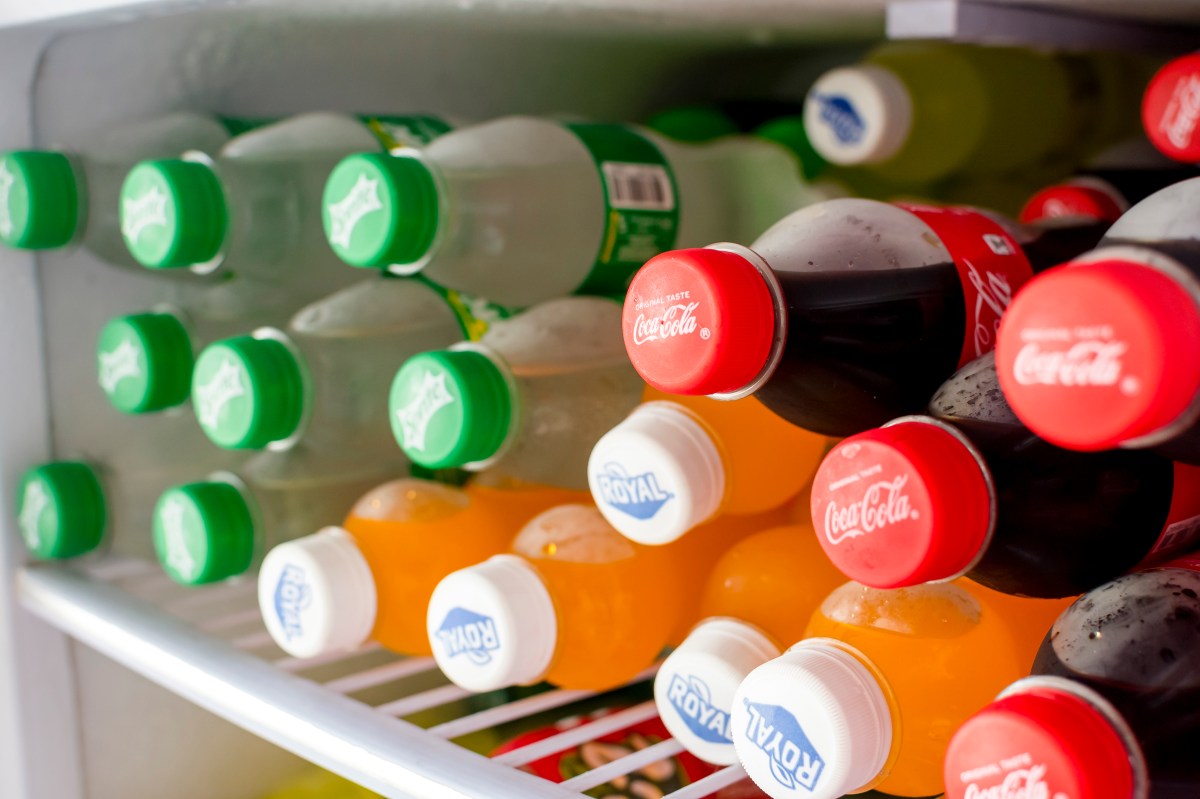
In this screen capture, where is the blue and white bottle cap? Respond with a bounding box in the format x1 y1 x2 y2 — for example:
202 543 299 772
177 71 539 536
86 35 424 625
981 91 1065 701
257 527 377 659
588 401 725 545
731 639 893 799
654 618 782 765
804 65 912 166
426 554 557 692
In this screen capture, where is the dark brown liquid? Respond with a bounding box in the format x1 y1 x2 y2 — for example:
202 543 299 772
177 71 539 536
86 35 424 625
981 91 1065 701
1032 567 1200 798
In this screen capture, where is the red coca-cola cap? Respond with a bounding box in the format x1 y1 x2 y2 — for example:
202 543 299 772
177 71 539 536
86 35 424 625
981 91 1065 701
1144 53 1200 163
1019 181 1126 225
810 417 993 588
996 257 1200 451
945 685 1135 799
622 247 775 396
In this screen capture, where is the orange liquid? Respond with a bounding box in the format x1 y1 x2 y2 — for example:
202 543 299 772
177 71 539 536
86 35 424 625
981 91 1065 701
803 581 1030 797
643 387 828 516
697 522 845 650
342 479 582 656
962 579 1075 672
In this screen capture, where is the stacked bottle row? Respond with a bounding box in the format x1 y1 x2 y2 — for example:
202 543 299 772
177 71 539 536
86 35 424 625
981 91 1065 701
8 44 1200 799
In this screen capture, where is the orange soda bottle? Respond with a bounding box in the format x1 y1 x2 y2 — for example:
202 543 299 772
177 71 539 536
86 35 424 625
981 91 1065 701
426 503 785 693
257 477 582 659
732 580 1066 799
655 521 846 764
588 386 828 544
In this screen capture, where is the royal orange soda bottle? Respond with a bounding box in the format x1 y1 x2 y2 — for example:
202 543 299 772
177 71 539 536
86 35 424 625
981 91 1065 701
426 503 781 693
258 477 582 659
732 580 1063 799
589 387 828 544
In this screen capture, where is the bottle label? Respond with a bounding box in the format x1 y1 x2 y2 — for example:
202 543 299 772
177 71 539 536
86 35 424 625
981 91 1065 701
434 606 501 665
565 123 680 298
359 115 454 151
1141 462 1200 565
740 699 826 792
898 204 1035 368
272 563 312 642
415 275 514 341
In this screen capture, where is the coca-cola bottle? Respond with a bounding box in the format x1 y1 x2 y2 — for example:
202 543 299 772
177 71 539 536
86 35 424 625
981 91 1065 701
622 197 1107 436
809 353 1200 598
996 176 1200 464
944 554 1200 799
1143 53 1200 163
1020 152 1197 225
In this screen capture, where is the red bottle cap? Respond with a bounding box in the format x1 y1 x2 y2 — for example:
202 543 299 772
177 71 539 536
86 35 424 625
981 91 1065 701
1019 181 1126 225
810 417 993 588
945 685 1135 799
996 257 1200 451
1144 53 1200 163
622 247 775 396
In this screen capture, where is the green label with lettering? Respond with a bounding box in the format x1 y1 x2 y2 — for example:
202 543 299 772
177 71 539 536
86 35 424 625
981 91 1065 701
362 115 454 151
565 123 680 298
415 275 514 342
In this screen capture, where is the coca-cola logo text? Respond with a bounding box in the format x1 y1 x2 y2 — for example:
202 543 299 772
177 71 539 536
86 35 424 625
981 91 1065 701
1160 74 1200 151
631 301 707 346
1011 341 1132 393
965 261 1015 360
962 764 1068 799
824 474 917 545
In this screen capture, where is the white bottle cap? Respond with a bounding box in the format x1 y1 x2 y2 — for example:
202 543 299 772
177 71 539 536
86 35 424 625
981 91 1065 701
588 401 725 545
731 639 893 799
257 527 377 659
654 618 782 765
426 554 557 692
804 65 913 166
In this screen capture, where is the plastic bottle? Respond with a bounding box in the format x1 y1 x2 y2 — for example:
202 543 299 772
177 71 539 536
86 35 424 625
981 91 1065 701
320 116 839 306
190 275 503 466
810 353 1200 598
803 43 1074 185
587 388 828 544
622 198 1104 437
1142 52 1200 163
0 112 235 264
654 523 846 764
257 477 584 659
946 555 1200 799
389 297 643 490
151 448 389 585
425 503 780 693
996 176 1200 463
119 112 452 301
731 580 1033 799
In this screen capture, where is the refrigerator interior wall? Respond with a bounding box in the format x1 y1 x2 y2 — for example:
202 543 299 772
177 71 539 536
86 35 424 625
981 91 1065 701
0 6 882 799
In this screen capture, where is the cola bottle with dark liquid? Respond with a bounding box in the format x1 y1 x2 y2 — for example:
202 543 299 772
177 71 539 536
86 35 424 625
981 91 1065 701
622 197 1106 437
998 176 1200 464
809 352 1200 598
945 555 1200 799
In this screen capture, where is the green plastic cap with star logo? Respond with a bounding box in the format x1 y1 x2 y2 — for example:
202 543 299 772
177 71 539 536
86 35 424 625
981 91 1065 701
322 153 439 269
191 335 304 450
96 311 195 414
120 159 227 269
388 349 513 469
0 151 81 249
153 481 256 585
15 462 106 560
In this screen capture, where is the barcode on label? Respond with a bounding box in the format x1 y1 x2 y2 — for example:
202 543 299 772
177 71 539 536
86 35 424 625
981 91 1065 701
1153 515 1200 557
602 162 675 211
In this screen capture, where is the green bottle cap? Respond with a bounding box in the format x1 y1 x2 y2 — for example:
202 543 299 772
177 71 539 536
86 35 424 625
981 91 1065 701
644 106 739 143
0 151 80 249
96 312 195 414
322 153 439 269
754 115 829 180
191 335 304 450
120 159 227 269
389 349 512 469
153 481 256 585
15 462 106 560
